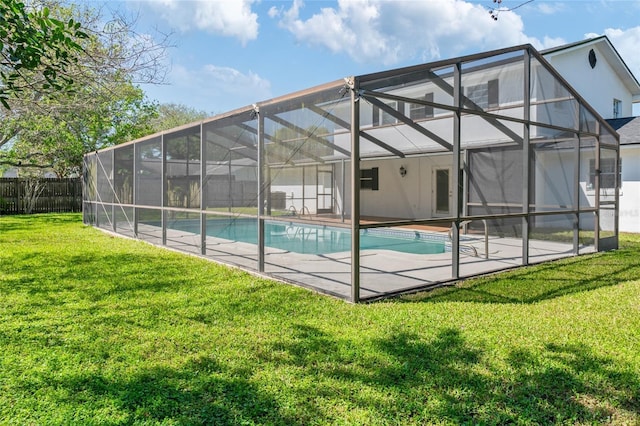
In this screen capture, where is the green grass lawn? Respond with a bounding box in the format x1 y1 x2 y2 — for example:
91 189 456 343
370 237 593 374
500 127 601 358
1 214 638 425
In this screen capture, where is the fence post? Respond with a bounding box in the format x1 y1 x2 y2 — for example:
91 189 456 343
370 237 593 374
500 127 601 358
72 179 77 212
17 178 22 214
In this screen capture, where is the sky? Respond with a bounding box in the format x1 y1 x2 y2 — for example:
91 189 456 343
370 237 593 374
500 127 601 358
105 0 640 116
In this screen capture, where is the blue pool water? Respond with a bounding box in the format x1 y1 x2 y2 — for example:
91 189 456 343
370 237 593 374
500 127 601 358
168 218 447 255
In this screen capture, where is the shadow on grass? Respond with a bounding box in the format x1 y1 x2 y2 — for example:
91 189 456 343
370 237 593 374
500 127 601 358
261 325 639 424
3 215 639 423
1 250 209 299
8 324 638 424
403 245 640 304
23 356 301 425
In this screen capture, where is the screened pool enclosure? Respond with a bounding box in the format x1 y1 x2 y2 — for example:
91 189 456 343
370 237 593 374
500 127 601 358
83 44 619 302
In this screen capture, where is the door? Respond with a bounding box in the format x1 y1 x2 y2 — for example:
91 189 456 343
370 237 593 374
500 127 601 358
317 167 334 214
433 167 451 216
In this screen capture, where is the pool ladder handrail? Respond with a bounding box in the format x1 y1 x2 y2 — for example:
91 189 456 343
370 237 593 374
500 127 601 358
449 219 489 259
287 205 311 217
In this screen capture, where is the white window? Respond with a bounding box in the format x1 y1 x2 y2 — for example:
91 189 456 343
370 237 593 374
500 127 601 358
410 93 434 120
613 99 622 119
465 79 499 109
373 101 401 126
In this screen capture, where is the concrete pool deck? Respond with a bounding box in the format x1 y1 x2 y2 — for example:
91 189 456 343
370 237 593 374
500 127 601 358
127 222 595 301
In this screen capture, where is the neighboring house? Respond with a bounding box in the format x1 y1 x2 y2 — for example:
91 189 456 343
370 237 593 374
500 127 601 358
1 168 58 178
2 169 19 178
541 36 640 232
607 117 640 232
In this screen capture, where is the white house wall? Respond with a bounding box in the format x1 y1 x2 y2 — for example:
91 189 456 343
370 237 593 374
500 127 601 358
620 146 640 232
545 45 633 119
358 154 454 220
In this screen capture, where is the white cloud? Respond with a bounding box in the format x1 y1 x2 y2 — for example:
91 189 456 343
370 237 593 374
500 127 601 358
148 0 259 45
268 6 281 19
534 2 565 15
541 36 567 50
147 64 272 113
274 0 557 65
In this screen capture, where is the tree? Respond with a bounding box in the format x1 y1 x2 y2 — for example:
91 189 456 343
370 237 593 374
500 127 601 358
0 0 87 108
148 103 210 133
0 1 171 177
4 84 158 176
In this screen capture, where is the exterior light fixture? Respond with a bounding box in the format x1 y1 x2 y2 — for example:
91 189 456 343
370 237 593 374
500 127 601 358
399 165 407 177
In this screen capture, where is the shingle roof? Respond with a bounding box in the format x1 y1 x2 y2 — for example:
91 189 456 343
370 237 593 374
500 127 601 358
540 35 608 55
606 117 640 145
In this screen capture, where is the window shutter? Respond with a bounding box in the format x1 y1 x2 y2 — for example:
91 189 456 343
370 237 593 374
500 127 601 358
488 79 499 108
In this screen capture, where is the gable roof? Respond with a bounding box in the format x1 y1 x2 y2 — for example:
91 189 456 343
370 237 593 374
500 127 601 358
606 117 640 145
541 35 640 102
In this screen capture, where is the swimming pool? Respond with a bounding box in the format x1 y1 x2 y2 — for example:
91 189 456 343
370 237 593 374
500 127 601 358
167 218 447 255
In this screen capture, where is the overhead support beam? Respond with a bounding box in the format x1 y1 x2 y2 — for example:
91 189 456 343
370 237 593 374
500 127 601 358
267 114 351 157
206 129 258 161
207 127 257 148
361 72 524 146
234 123 279 153
306 104 405 158
423 69 524 145
358 131 406 158
235 122 325 164
361 92 453 151
357 44 528 87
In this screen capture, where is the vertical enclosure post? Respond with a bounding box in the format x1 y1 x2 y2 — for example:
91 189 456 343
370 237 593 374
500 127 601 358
594 122 600 251
133 143 138 237
161 134 167 246
228 161 232 213
615 143 620 247
573 133 581 254
200 123 206 255
93 156 98 225
522 48 531 265
257 106 266 272
111 149 116 232
266 168 272 216
451 63 461 279
341 159 346 223
302 166 306 213
349 78 361 303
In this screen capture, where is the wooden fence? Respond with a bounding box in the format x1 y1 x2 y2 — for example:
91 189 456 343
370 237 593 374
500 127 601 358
0 178 82 215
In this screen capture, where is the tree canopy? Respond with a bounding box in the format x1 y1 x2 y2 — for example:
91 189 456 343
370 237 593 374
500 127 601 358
0 0 172 177
148 103 210 134
0 0 87 108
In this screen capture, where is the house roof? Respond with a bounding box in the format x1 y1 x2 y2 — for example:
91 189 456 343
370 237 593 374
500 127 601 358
606 116 640 145
541 35 640 102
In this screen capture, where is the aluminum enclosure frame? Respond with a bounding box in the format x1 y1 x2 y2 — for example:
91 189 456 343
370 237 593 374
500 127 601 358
83 44 619 303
